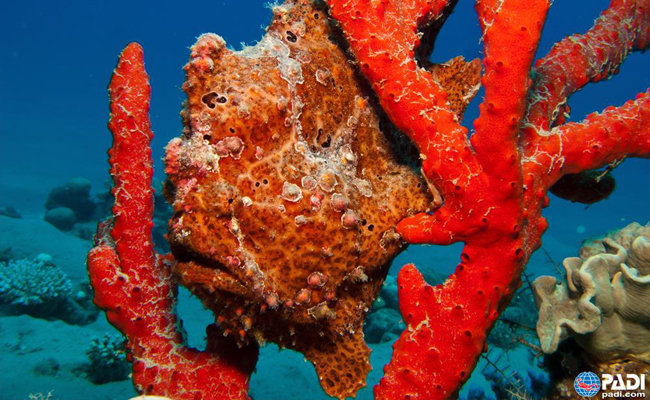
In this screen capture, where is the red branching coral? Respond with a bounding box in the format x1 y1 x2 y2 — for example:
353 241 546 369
87 44 257 400
88 1 650 399
327 0 650 398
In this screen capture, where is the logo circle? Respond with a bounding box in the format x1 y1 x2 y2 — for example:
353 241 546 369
574 371 601 397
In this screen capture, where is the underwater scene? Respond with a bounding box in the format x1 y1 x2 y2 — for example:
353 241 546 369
1 0 649 399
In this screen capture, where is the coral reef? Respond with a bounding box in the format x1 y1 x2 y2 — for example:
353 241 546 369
45 207 77 231
0 254 97 325
1 254 72 311
533 222 650 363
43 177 115 240
45 177 96 222
84 334 130 384
87 0 650 399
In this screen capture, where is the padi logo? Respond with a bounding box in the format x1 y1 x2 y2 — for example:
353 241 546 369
601 373 647 398
574 371 647 398
574 372 600 397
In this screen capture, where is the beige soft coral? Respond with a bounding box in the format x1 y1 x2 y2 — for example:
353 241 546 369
533 222 650 363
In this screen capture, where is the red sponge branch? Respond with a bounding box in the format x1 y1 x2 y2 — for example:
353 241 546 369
471 0 548 180
526 0 650 132
327 0 650 399
106 43 156 282
526 88 650 184
87 43 257 400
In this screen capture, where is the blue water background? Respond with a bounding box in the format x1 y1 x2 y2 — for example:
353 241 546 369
1 0 648 225
0 0 648 399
